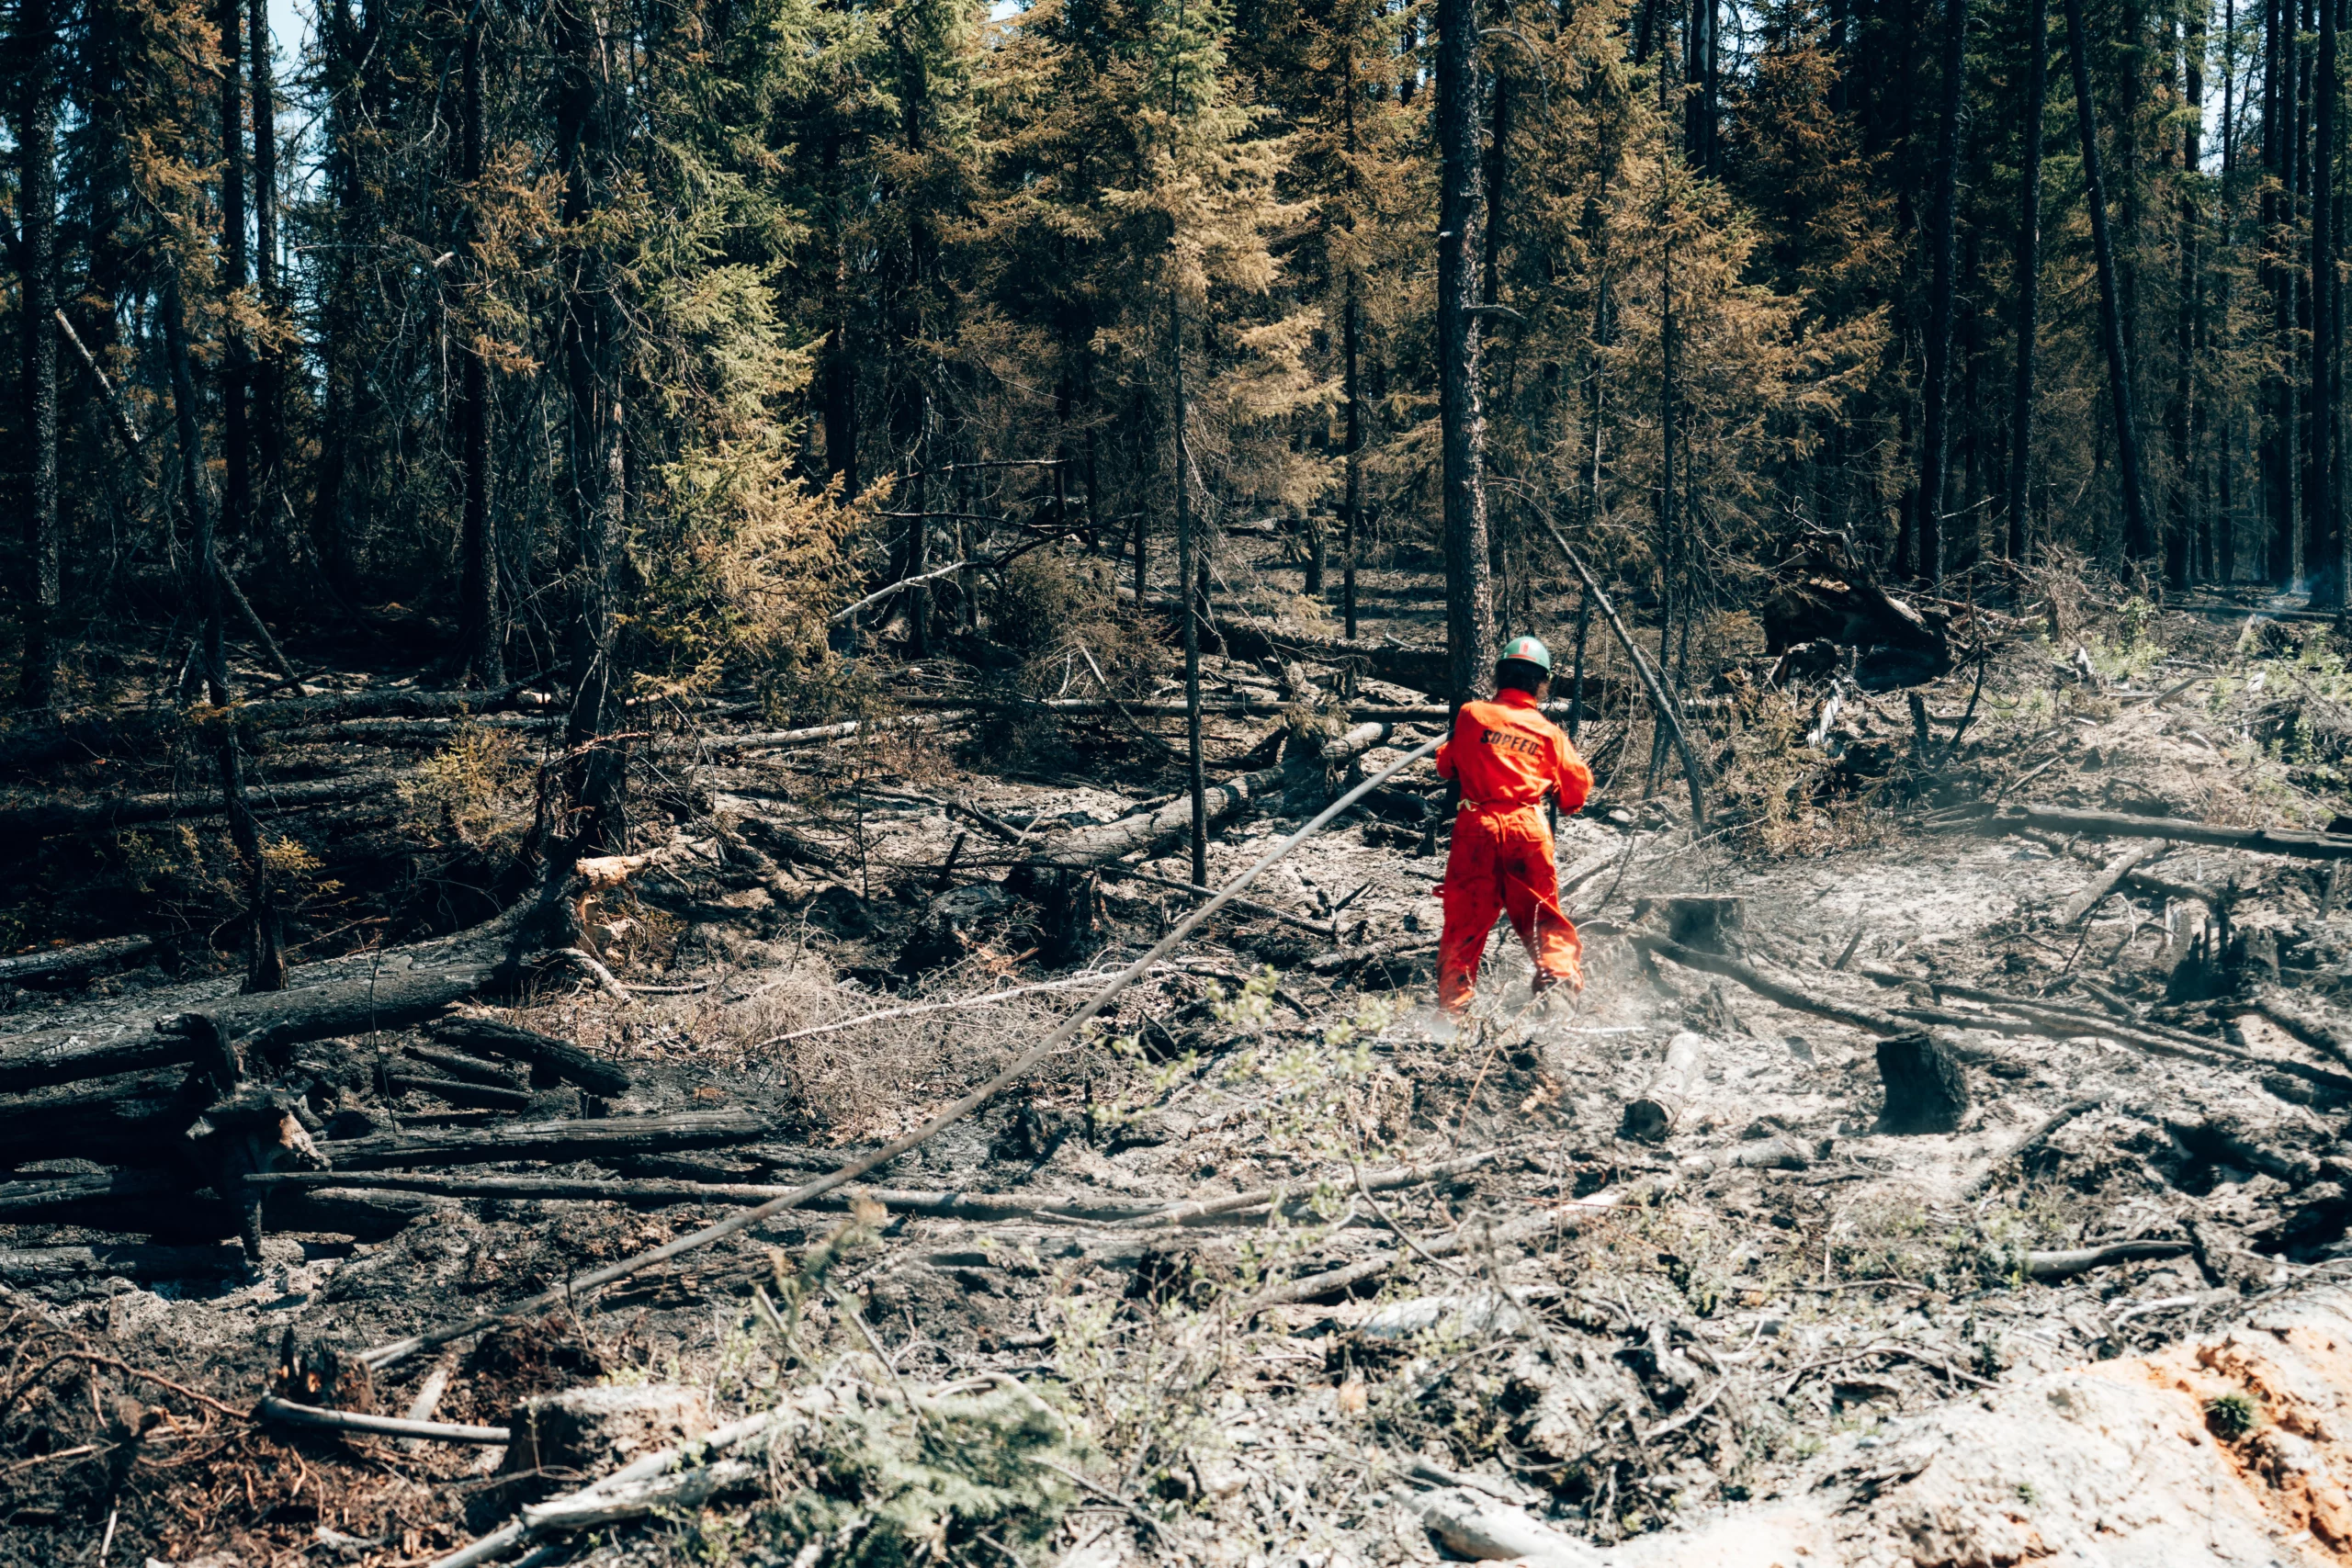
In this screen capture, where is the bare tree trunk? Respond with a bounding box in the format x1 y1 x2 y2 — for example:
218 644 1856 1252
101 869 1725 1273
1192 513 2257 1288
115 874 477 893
2268 0 2301 582
2312 0 2343 602
1686 0 1717 173
2066 0 2156 562
2171 8 2202 588
1436 0 1497 705
458 7 502 685
556 0 626 854
1917 0 1972 585
164 280 283 993
247 0 283 508
16 0 60 707
1172 289 1206 889
1342 281 1362 639
218 0 251 553
909 397 932 657
2007 0 2048 565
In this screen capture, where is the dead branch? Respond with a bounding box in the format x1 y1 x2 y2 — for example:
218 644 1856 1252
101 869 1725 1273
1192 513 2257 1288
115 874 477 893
254 1395 510 1445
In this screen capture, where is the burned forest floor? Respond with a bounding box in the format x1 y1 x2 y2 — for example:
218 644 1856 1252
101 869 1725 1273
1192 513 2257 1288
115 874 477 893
13 547 2352 1568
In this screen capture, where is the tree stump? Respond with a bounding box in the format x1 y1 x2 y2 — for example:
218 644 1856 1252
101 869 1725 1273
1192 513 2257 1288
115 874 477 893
1012 865 1102 965
1638 895 1747 954
1873 1032 1971 1134
1620 1031 1706 1145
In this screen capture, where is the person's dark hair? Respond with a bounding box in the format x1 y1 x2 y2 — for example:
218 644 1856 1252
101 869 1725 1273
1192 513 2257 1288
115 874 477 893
1494 658 1547 695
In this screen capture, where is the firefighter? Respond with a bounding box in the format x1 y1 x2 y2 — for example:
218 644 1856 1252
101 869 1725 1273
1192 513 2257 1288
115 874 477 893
1433 636 1594 1014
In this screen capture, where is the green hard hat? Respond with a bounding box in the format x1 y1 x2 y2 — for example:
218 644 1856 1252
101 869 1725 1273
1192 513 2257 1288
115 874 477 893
1498 635 1553 674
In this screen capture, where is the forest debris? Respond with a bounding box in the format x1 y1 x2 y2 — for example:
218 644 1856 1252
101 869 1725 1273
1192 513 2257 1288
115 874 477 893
1632 934 1913 1036
254 1395 511 1445
428 1017 634 1096
1620 1031 1706 1144
433 1401 808 1568
320 1110 769 1171
753 968 1127 1047
1095 864 1337 938
695 711 974 752
1419 1488 1599 1566
1245 1193 1625 1311
0 772 393 840
2057 840 2165 924
1960 1098 2099 1196
498 1384 710 1475
359 736 1445 1374
1024 766 1287 869
402 1043 527 1089
0 1168 177 1217
245 1170 1171 1223
382 1071 534 1111
2021 1239 2194 1281
1118 1145 1522 1228
2254 991 2352 1067
1873 1032 1972 1134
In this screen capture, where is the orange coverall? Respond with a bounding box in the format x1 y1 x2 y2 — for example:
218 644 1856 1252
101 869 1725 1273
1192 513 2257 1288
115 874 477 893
1432 687 1595 1012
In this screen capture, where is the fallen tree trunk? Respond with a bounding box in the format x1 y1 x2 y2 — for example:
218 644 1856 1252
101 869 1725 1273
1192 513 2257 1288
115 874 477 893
426 1017 632 1096
245 1169 1169 1222
1969 802 2352 862
322 1111 769 1172
1026 765 1286 869
402 1043 526 1089
0 905 534 1093
2057 841 2164 924
1620 1031 1705 1144
0 1069 205 1165
0 1167 180 1216
0 772 393 840
2254 990 2352 1066
696 711 972 753
1423 1490 1599 1567
384 1072 534 1111
0 1244 247 1281
2022 1237 2193 1280
0 934 159 986
0 683 542 774
274 715 560 747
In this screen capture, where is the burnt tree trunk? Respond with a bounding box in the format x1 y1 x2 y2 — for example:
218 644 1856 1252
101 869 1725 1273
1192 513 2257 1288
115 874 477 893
1917 0 1971 586
15 0 59 707
1436 0 1497 705
2311 0 2343 603
2065 0 2155 562
2008 0 2048 564
555 0 627 855
1874 1032 1972 1134
218 0 251 554
457 6 503 684
163 280 284 992
247 0 284 505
